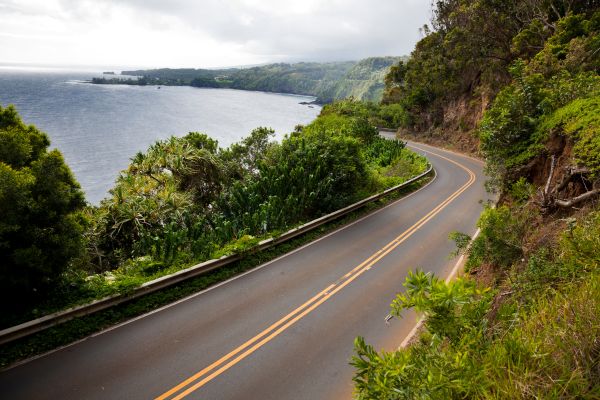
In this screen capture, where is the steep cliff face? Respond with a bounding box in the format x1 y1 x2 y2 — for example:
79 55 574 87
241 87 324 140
398 90 492 154
383 2 599 163
316 56 406 103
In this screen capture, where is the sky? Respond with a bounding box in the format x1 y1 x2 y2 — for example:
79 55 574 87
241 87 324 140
0 0 431 70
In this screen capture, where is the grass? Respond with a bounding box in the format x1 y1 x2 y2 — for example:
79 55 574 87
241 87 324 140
486 274 600 398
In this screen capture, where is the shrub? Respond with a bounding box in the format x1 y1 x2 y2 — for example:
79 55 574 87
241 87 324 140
465 206 526 271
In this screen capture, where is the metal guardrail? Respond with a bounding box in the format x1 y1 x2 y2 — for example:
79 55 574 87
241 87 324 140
0 161 433 346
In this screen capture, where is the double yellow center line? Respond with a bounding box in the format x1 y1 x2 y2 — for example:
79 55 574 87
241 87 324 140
156 147 476 400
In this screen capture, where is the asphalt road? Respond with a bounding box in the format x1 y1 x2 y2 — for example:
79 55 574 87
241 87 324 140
0 138 491 399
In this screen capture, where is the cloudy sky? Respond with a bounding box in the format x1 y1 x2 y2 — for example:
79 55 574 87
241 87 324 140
1 0 431 69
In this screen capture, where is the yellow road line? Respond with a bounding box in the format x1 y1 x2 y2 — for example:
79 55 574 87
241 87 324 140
156 148 475 400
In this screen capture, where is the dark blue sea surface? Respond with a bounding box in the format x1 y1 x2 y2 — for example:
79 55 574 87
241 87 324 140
0 68 320 204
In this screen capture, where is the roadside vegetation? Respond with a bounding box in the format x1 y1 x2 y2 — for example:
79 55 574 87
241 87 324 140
0 175 429 368
0 106 86 311
0 104 427 331
318 99 412 130
352 1 600 398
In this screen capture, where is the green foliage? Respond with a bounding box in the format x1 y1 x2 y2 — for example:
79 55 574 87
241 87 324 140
382 0 543 128
489 273 600 398
529 11 600 76
478 63 543 175
383 30 448 124
378 103 412 128
319 99 411 129
390 271 492 343
448 231 471 258
184 131 219 154
211 235 260 258
478 10 600 188
353 272 493 399
466 205 526 270
363 137 405 167
508 177 535 203
217 131 369 238
316 57 404 103
353 209 600 399
87 134 229 269
0 105 85 303
221 127 276 176
93 110 422 272
481 69 600 187
538 95 600 174
383 3 599 134
560 209 600 274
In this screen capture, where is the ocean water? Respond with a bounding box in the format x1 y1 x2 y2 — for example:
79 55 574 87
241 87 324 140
0 68 320 204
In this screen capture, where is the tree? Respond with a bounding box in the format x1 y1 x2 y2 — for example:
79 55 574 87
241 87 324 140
0 105 85 303
222 127 276 176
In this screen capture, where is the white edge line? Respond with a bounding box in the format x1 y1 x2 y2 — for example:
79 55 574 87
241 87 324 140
396 141 495 350
384 131 485 166
409 141 485 166
3 165 439 371
399 227 482 349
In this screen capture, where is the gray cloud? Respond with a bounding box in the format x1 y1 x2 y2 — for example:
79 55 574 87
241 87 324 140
3 0 431 67
141 0 428 60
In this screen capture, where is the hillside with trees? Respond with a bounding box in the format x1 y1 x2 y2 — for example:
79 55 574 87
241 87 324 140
92 57 403 103
350 1 600 398
317 57 403 102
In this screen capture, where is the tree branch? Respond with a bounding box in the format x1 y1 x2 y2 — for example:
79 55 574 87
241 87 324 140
544 155 556 197
553 167 591 194
556 189 600 208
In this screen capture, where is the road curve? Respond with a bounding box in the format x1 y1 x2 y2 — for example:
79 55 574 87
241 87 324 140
0 138 491 399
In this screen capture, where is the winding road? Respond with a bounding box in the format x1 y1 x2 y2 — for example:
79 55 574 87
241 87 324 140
0 137 491 399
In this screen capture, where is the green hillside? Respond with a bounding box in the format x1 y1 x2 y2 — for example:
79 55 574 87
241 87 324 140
316 57 404 103
93 57 403 103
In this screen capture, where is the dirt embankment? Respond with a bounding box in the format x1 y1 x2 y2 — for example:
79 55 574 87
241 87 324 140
395 91 491 157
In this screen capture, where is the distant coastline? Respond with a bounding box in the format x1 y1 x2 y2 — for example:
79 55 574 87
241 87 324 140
89 76 323 104
90 57 406 104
